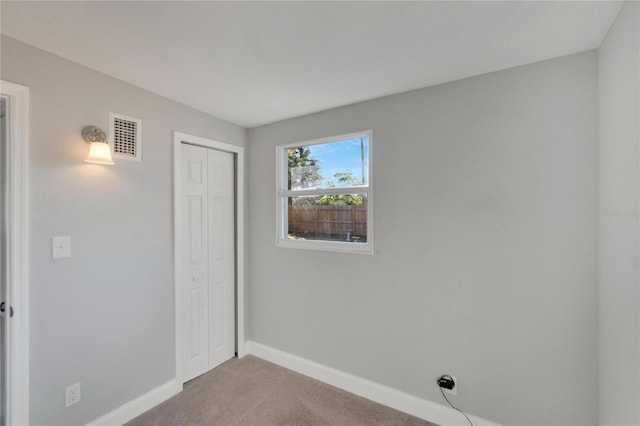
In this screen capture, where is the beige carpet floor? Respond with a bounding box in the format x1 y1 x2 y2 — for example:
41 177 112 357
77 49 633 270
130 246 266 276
126 355 435 426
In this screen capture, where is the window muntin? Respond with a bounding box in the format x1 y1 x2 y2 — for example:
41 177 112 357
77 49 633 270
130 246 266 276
277 131 372 254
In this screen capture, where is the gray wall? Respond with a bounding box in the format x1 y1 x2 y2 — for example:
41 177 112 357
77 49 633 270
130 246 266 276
0 36 247 425
598 2 640 425
248 52 598 425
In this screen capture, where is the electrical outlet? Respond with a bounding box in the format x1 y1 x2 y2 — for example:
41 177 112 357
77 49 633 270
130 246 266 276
438 374 458 396
444 376 457 396
65 383 81 407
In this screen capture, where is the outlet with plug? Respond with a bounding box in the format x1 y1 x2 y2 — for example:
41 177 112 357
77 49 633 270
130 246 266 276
65 383 81 407
437 374 457 396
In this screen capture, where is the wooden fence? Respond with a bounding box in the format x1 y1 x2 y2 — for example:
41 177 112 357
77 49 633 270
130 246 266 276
288 205 367 241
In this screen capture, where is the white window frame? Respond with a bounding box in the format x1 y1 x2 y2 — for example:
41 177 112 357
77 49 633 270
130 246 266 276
275 130 373 254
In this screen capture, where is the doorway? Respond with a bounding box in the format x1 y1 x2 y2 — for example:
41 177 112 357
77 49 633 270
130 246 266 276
0 80 29 426
173 132 245 385
1 95 7 426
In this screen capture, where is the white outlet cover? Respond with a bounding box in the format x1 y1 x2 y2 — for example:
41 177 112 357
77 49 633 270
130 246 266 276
443 376 458 396
65 383 81 407
52 236 71 259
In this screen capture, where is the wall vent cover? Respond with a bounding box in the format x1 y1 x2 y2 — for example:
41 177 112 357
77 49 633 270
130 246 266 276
110 113 142 161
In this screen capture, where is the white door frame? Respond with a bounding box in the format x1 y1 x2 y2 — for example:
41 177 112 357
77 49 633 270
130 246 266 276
173 131 245 386
1 80 30 425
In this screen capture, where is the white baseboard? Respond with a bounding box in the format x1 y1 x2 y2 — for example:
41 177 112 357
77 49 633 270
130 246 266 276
87 379 182 426
246 340 500 426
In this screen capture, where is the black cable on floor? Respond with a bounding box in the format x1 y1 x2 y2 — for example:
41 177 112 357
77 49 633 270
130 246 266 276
439 386 473 426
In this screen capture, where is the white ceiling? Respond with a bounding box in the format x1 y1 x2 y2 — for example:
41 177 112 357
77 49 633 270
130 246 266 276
1 1 623 128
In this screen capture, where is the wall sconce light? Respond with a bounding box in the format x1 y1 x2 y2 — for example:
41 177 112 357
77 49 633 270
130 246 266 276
82 126 114 165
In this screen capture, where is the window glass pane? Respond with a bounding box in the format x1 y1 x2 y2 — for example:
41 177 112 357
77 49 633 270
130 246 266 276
287 137 369 190
287 194 368 243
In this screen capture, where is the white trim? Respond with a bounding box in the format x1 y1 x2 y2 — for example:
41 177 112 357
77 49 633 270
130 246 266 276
247 341 501 426
275 130 374 255
281 186 370 197
1 80 30 426
87 379 181 426
173 131 247 387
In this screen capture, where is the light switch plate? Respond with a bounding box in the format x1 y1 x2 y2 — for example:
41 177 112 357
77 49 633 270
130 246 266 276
51 236 71 259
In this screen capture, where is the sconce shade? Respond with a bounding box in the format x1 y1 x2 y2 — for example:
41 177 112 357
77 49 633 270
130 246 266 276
85 141 115 165
82 125 114 165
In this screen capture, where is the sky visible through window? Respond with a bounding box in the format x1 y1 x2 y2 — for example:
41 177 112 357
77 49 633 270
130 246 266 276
307 137 369 188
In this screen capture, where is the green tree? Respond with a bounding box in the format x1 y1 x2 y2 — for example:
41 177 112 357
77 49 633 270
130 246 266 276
327 171 361 187
318 171 364 206
317 194 364 206
288 147 322 190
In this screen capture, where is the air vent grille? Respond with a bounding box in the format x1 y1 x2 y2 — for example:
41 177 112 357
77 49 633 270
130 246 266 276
114 118 137 156
110 113 142 161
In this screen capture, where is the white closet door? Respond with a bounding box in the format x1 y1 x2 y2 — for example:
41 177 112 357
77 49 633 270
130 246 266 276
181 143 236 382
181 144 209 382
207 149 235 369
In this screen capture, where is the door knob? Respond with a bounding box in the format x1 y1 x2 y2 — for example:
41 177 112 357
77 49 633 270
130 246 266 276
0 301 14 318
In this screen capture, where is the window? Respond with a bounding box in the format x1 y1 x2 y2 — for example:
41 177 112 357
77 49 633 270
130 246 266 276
276 130 373 254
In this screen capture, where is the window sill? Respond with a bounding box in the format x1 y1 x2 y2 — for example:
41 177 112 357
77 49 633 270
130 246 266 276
276 238 373 255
